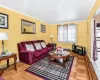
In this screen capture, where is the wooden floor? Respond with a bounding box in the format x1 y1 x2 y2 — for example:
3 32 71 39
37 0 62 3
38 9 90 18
1 53 89 80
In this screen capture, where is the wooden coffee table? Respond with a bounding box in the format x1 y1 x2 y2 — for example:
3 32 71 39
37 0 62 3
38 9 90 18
48 51 70 67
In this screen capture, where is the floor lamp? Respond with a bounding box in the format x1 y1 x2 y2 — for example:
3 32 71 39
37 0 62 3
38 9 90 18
0 33 8 55
50 34 54 43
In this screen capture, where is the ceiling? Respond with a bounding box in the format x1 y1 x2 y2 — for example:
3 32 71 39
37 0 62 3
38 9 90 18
0 0 95 24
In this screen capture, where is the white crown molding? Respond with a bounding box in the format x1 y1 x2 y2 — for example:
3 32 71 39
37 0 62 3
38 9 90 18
0 4 49 24
50 20 87 25
87 0 96 19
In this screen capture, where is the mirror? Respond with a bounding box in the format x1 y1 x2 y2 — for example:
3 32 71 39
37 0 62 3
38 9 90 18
41 24 46 33
21 19 36 34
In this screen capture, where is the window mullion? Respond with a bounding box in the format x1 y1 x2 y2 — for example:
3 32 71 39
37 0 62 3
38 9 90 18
67 25 69 42
63 26 64 42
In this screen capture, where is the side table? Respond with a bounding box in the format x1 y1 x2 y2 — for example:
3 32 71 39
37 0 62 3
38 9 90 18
48 43 57 50
0 53 17 76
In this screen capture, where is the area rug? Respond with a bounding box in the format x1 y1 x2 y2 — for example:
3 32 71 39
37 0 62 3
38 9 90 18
25 56 74 80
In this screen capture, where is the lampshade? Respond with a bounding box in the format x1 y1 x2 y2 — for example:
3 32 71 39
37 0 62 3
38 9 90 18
0 33 8 40
50 34 54 38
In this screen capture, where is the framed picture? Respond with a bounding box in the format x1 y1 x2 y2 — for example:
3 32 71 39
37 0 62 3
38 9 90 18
0 13 8 29
41 24 46 33
21 19 36 34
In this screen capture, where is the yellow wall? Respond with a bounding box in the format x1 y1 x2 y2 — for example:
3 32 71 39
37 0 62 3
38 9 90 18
0 6 50 65
49 21 88 49
87 0 100 58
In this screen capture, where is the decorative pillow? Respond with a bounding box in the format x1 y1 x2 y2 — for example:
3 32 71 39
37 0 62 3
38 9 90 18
34 43 42 50
41 42 46 48
25 44 35 52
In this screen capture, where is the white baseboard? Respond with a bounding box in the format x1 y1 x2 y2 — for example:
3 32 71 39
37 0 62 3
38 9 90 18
91 61 100 80
17 59 20 62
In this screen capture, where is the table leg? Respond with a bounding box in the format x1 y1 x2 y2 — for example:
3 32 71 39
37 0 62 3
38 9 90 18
0 61 3 76
14 55 17 70
7 59 9 67
62 64 66 68
0 69 3 76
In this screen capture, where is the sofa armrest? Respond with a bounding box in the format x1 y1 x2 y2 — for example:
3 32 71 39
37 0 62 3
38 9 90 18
20 50 29 53
20 50 35 56
20 50 35 59
19 50 34 64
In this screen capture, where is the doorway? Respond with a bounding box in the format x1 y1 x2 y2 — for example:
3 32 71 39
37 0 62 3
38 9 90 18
91 8 100 79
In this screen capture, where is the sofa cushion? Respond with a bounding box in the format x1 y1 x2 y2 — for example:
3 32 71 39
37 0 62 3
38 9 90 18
47 47 53 51
33 52 42 58
25 44 35 52
21 41 32 49
41 42 46 48
37 48 48 55
34 43 42 50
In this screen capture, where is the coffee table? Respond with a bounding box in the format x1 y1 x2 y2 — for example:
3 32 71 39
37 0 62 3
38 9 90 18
48 50 70 67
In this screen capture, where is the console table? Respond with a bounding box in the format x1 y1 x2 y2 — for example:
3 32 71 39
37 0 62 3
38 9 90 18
0 53 17 76
72 44 86 56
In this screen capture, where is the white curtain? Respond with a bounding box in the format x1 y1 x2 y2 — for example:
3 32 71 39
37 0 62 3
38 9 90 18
68 24 76 42
58 25 64 42
93 20 98 61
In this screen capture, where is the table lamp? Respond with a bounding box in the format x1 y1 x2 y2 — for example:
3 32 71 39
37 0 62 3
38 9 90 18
0 33 8 55
50 34 54 43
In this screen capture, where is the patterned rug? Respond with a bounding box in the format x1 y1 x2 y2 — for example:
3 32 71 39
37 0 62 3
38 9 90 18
25 56 74 80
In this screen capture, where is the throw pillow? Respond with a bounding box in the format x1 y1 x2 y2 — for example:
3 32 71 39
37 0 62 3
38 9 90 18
25 44 35 52
34 43 42 50
41 42 46 48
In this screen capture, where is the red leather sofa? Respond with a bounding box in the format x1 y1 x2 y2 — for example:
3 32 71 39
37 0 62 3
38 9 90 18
17 40 53 64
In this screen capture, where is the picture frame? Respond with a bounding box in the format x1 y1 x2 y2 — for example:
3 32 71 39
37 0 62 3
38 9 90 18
21 19 36 34
41 24 46 33
0 13 8 29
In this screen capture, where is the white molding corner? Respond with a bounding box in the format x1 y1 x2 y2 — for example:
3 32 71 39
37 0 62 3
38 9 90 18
87 0 96 19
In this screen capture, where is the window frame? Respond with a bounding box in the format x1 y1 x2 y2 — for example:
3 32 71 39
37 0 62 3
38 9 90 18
57 24 77 43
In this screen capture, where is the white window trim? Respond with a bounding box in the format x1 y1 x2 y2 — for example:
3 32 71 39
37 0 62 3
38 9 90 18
58 24 77 43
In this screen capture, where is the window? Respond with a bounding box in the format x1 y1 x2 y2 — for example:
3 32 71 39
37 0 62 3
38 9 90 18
58 24 76 42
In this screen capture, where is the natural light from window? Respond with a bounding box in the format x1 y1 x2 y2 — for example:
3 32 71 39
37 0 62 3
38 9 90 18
58 24 76 43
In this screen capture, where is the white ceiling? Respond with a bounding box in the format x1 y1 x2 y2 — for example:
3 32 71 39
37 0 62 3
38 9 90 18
0 0 95 24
